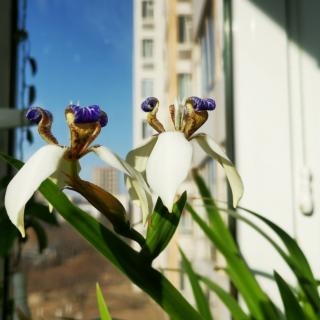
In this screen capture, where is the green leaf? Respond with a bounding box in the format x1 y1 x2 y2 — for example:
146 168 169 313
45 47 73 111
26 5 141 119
28 218 48 253
25 201 59 226
0 207 19 256
198 275 249 320
0 175 11 190
70 178 144 247
186 203 278 320
192 170 237 253
180 249 213 320
1 152 201 320
237 206 320 313
274 271 306 320
96 283 112 320
140 193 186 262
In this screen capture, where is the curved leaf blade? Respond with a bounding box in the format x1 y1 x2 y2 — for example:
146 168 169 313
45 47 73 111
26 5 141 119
199 275 249 320
96 283 112 320
140 193 186 262
192 170 237 253
28 218 48 253
186 203 278 319
274 271 306 320
1 153 201 320
180 249 213 320
238 206 320 312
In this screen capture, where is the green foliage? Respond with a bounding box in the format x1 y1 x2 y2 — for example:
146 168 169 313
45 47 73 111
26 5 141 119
25 201 59 226
198 275 248 320
190 170 320 320
27 217 48 253
180 249 213 320
140 193 186 263
238 206 320 313
3 152 320 320
274 272 306 320
0 207 19 256
0 167 58 256
96 283 112 320
1 153 201 320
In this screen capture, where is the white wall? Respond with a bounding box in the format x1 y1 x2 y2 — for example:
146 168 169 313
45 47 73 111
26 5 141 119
233 0 320 302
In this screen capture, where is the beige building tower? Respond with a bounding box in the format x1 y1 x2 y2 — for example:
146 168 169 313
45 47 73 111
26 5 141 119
92 167 119 195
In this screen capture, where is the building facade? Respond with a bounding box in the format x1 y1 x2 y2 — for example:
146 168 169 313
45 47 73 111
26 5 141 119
92 167 119 195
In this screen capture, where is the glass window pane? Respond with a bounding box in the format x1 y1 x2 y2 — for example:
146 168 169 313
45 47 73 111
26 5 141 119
178 15 192 43
142 1 153 18
142 39 153 58
141 79 153 97
177 74 191 100
201 15 215 91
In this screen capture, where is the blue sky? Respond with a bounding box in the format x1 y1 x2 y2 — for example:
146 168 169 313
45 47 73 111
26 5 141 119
22 0 133 181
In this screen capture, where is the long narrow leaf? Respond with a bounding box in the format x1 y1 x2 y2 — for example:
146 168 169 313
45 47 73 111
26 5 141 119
237 206 320 313
274 272 306 320
1 153 201 320
180 249 213 320
96 283 112 320
186 203 278 319
198 275 249 320
218 206 320 317
192 170 237 253
140 193 186 262
0 207 19 256
28 218 48 253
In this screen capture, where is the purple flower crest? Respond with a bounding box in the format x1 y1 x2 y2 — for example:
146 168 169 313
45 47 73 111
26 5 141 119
71 105 108 127
141 97 159 112
26 107 53 124
189 97 216 111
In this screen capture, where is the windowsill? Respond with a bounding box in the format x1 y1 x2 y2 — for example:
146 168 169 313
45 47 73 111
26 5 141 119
142 21 154 29
177 42 192 50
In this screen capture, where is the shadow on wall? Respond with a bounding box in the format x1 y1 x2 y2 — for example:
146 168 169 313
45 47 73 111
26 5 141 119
250 0 320 66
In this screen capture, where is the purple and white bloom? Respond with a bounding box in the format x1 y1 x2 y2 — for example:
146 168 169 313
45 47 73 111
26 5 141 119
5 104 150 237
126 97 243 215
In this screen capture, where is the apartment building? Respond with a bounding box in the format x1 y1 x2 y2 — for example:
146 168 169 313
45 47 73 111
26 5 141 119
133 0 166 147
92 166 119 195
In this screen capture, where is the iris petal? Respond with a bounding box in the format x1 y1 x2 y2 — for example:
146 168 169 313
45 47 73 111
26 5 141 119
146 132 193 211
93 145 154 222
5 145 66 237
125 137 157 221
193 133 244 207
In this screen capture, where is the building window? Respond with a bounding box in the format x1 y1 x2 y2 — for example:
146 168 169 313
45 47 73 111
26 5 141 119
142 39 153 58
178 15 192 44
142 1 153 19
141 79 153 98
201 14 214 91
177 73 191 101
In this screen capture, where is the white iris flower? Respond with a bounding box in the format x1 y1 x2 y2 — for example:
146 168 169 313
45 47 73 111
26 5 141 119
5 105 148 237
126 97 243 217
